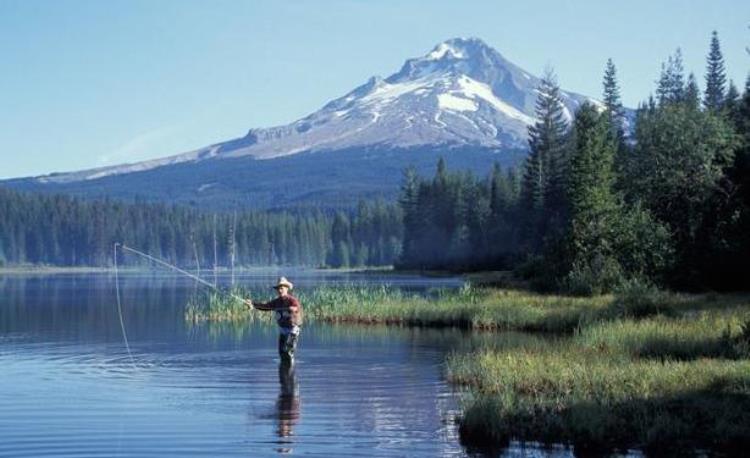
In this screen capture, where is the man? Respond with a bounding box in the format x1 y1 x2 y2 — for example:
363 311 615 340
245 277 302 364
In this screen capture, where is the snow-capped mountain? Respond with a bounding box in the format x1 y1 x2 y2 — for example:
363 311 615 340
34 37 604 185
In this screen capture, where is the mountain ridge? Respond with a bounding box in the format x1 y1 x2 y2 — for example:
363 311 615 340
4 37 620 209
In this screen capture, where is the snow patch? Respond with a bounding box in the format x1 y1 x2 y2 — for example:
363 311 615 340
453 111 481 133
560 103 573 122
455 75 535 125
360 78 431 105
587 98 607 112
437 93 478 112
434 111 447 128
426 42 466 60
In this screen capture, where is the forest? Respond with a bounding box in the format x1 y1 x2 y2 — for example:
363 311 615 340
399 31 750 291
2 32 748 293
0 190 402 269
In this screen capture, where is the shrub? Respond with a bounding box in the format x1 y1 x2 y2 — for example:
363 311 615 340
563 254 625 296
609 277 675 319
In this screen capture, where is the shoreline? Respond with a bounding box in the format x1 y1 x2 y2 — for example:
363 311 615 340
0 264 454 277
188 284 750 453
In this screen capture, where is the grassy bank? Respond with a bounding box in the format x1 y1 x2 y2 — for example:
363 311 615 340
448 347 750 454
185 284 614 332
184 283 750 452
446 294 750 454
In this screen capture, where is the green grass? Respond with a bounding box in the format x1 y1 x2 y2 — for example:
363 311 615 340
446 293 750 453
577 311 750 360
184 287 273 324
184 283 618 332
449 347 750 453
184 283 750 452
301 285 614 332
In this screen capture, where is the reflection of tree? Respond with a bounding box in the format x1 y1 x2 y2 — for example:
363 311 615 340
276 361 301 446
0 274 186 339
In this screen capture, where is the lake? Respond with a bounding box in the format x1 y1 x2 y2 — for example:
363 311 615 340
0 271 484 457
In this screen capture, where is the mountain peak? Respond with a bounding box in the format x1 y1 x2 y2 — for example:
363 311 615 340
22 37 613 186
425 37 494 61
387 37 515 85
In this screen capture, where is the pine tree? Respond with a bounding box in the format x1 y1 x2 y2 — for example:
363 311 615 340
565 103 621 292
684 72 701 110
628 95 736 286
656 49 685 105
704 30 727 111
398 166 419 262
603 59 631 192
723 80 741 122
602 58 624 130
521 67 569 247
521 144 544 211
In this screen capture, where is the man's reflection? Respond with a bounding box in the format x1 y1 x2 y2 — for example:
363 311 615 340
275 361 300 450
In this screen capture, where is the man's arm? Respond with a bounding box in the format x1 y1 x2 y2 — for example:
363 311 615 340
251 297 278 311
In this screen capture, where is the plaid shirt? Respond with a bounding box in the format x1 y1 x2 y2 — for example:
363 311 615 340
254 294 303 329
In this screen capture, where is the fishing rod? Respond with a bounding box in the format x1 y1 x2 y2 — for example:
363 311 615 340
114 243 248 303
112 242 252 369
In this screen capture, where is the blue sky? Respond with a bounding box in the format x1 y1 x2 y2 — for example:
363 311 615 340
1 0 748 179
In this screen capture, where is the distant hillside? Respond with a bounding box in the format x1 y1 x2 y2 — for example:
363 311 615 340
3 37 617 209
4 146 525 209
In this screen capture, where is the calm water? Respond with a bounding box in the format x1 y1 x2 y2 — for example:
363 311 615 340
0 271 484 457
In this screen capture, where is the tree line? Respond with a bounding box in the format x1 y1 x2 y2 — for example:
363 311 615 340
0 189 402 268
2 30 747 292
398 31 750 291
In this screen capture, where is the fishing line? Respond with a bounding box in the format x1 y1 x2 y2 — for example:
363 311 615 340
113 242 247 368
116 244 245 301
113 243 137 369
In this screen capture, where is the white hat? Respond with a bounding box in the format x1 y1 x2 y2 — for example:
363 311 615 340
272 276 294 290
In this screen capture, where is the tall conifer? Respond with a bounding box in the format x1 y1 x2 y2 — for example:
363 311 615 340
521 67 569 246
656 49 685 105
704 30 727 111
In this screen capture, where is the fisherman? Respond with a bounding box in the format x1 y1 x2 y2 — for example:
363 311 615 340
244 277 302 364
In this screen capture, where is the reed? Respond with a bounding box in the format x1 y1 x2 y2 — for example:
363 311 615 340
447 342 750 453
299 285 613 331
447 294 750 453
576 311 750 360
183 282 750 451
184 287 272 324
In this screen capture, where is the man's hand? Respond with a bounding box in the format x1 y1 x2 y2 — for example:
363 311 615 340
244 299 254 310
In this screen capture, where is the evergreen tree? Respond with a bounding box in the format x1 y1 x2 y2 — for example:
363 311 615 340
398 166 419 262
684 73 701 110
521 67 569 248
627 100 736 286
603 59 632 192
564 103 621 292
707 75 750 288
724 80 741 122
0 188 402 269
602 58 625 131
704 30 727 111
656 49 685 105
326 212 352 267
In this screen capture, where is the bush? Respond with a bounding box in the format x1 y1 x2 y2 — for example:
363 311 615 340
614 201 674 283
515 255 560 292
609 277 675 319
733 319 750 358
563 254 625 296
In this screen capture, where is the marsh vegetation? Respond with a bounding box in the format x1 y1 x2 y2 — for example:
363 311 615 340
185 283 750 453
